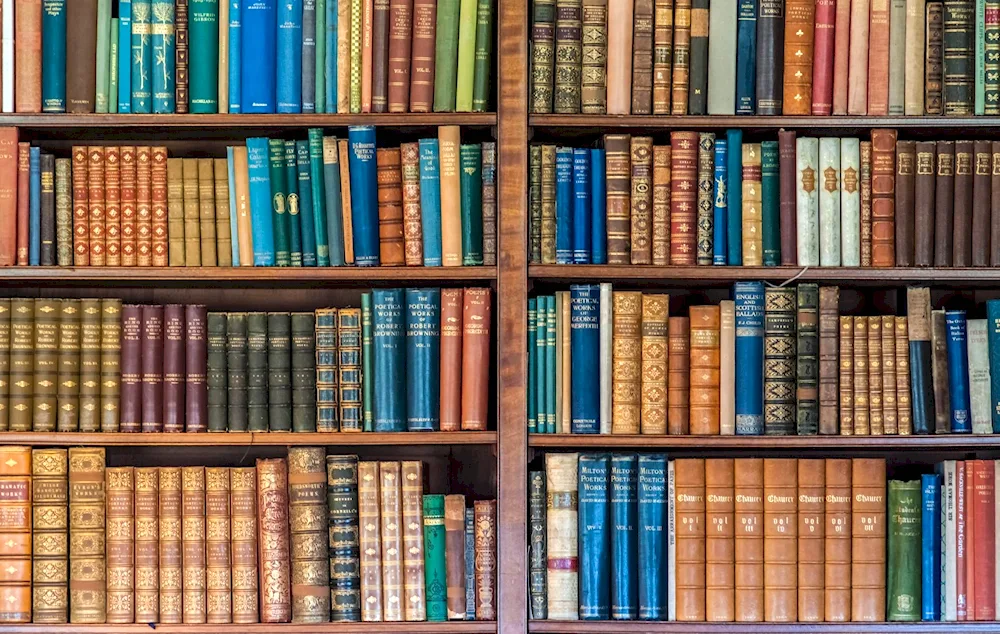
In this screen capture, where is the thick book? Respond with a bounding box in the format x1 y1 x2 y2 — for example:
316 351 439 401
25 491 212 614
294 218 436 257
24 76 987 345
824 459 851 621
795 284 819 434
675 458 706 620
818 138 841 265
372 289 405 431
705 458 735 622
943 0 975 113
797 459 825 622
635 454 667 619
376 148 405 266
267 312 292 432
400 460 426 621
628 138 651 263
528 471 547 619
181 467 207 623
346 126 379 265
871 129 898 266
611 291 642 434
257 458 291 623
734 458 764 621
851 458 887 621
795 137 819 265
205 468 231 624
764 287 796 435
230 467 259 623
887 480 922 621
968 319 992 433
817 287 840 434
640 294 668 434
689 305 721 434
290 313 316 433
741 143 763 264
423 493 447 620
288 448 329 623
545 453 578 619
326 455 361 621
0 446 30 623
31 448 68 624
696 134 715 265
444 494 467 619
931 309 952 433
778 129 796 264
570 285 600 433
782 0 813 114
934 140 955 266
706 0 735 113
69 447 106 623
763 458 797 621
735 0 757 113
578 453 610 619
734 281 765 435
672 0 692 113
953 139 974 266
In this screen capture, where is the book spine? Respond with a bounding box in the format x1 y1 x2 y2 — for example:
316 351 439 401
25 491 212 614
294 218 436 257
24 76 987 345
569 286 600 434
207 313 228 432
228 0 241 112
461 288 491 431
357 460 383 620
927 1 945 112
119 306 141 432
423 493 447 620
636 454 667 619
399 460 426 620
735 0 757 113
130 0 153 112
135 146 154 266
405 288 440 431
528 471 547 618
704 458 735 621
689 305 721 434
241 0 276 112
777 130 796 264
151 0 176 113
301 0 316 113
824 459 852 620
921 473 942 620
438 288 462 431
726 128 743 264
987 0 1000 111
545 453 579 619
734 281 765 435
783 0 817 115
106 467 135 623
946 310 972 432
256 458 291 622
337 308 363 431
581 0 607 113
433 0 461 111
606 0 632 114
315 309 339 432
162 304 185 433
0 447 27 620
379 462 405 621
31 448 68 623
372 289 405 431
67 448 106 622
954 139 975 265
734 458 764 621
481 142 497 265
41 0 67 112
740 142 763 264
760 141 780 265
603 135 630 264
155 467 182 623
290 314 315 433
32 298 58 433
610 454 638 618
968 319 992 433
868 316 884 435
675 458 706 620
454 0 479 111
712 139 728 264
398 142 424 266
140 305 164 432
611 291 642 434
796 284 820 435
179 468 207 627
831 0 851 112
696 135 714 265
627 138 652 264
818 138 841 265
229 467 258 623
868 0 892 114
838 316 854 435
705 0 734 114
54 298 79 432
189 0 220 112
361 295 374 430
326 455 360 621
817 287 840 434
811 0 835 114
944 0 975 113
286 449 329 623
797 459 825 622
409 0 437 111
99 298 121 433
204 468 231 624
459 144 483 264
763 458 798 621
632 0 654 113
852 459 888 620
76 299 102 432
346 126 380 265
796 136 819 265
669 131 698 264
764 287 796 435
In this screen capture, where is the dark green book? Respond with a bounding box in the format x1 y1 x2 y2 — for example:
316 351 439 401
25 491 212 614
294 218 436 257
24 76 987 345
327 454 360 621
56 299 79 433
459 144 483 265
795 284 819 435
188 0 219 113
207 312 228 432
247 312 269 431
472 0 493 111
887 479 922 621
9 299 34 432
267 312 292 431
284 140 304 266
268 138 292 266
226 312 249 432
316 308 339 432
423 493 448 621
761 140 781 266
360 293 374 432
433 0 461 111
78 299 102 433
308 129 330 265
290 312 316 432
35 299 61 432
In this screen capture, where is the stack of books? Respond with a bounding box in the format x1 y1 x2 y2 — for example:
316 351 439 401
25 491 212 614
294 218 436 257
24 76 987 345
0 446 497 624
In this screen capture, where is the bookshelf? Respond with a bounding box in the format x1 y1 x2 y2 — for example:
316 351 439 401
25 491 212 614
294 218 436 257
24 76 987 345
0 624 498 634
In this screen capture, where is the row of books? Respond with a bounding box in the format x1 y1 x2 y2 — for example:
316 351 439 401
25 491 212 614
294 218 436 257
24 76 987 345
529 130 1000 268
529 0 978 116
0 289 492 434
0 126 497 268
8 0 494 114
529 284 1000 437
0 446 498 624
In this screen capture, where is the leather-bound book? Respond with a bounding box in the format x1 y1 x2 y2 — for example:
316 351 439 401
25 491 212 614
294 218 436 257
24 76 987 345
141 305 165 432
87 147 106 265
291 313 316 433
895 141 916 266
31 448 68 624
943 0 974 114
336 308 362 431
851 458 887 621
205 468 231 623
358 461 383 621
778 130 797 265
287 448 330 623
687 0 709 113
795 284 819 435
33 299 59 432
905 0 928 113
158 468 183 623
8 299 33 433
741 143 763 265
925 1 945 113
671 0 692 113
930 309 951 433
797 459 825 621
830 0 851 112
705 459 735 621
461 288 491 431
257 458 291 623
991 144 1000 266
870 129 897 267
106 467 135 623
65 0 97 112
315 309 339 432
953 139 974 266
653 145 671 265
934 140 955 266
175 0 189 112
611 291 642 434
630 136 654 264
580 0 608 113
225 313 249 432
528 471 547 619
409 0 437 112
99 299 122 432
267 312 292 432
823 458 851 620
545 453 578 619
378 462 404 622
445 494 467 619
162 305 186 433
13 0 41 112
867 316 884 436
860 141 873 266
181 158 200 265
55 302 80 428
734 458 764 622
894 317 912 435
846 0 870 113
15 143 28 265
539 145 556 263
811 0 835 114
881 315 898 435
134 468 159 623
607 0 633 114
782 0 813 114
473 499 497 620
652 0 673 113
94 149 116 268
376 148 405 266
182 467 207 623
207 313 228 432
437 289 462 432
399 143 424 266
604 135 631 264
385 0 413 111
640 294 669 434
399 461 426 620
675 459 706 620
720 300 736 435
696 134 715 265
423 494 449 621
670 131 698 264
0 446 30 623
553 0 583 114
327 455 361 621
838 317 854 435
136 147 153 266
631 0 654 113
39 153 55 265
120 146 137 266
867 0 891 114
55 158 73 266
0 131 13 266
213 159 231 266
247 313 268 432
195 158 215 267
754 0 784 115
763 458 797 622
230 467 258 624
689 305 721 435
0 300 8 432
913 142 937 265
69 447 106 624
167 159 184 265
668 316 691 435
119 305 142 433
78 299 102 433
817 287 840 435
763 287 796 435
972 140 992 266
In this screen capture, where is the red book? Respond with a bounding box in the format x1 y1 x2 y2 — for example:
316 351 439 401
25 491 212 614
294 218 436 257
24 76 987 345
461 288 491 431
120 146 137 266
71 146 89 265
811 0 836 114
966 460 977 620
957 460 967 620
974 460 996 621
151 147 169 266
15 142 28 265
669 131 698 265
867 0 891 115
0 128 17 265
104 147 121 266
439 288 463 431
87 146 106 266
831 0 851 113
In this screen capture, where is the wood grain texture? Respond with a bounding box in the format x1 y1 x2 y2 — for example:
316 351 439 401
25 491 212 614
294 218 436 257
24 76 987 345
0 624 496 633
531 622 1000 632
530 114 1000 130
529 433 1000 450
0 113 496 129
0 431 496 446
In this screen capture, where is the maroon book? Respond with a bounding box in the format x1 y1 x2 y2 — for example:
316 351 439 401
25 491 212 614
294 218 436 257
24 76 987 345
811 0 836 115
163 304 186 433
185 305 208 432
141 305 164 432
120 305 143 432
778 129 798 265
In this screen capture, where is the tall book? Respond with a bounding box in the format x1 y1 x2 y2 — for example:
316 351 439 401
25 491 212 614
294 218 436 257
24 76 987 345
639 293 668 434
230 467 259 624
887 479 922 621
851 458 887 621
181 467 207 624
943 0 975 113
0 446 30 623
796 284 819 434
106 467 135 623
734 458 764 621
257 458 291 623
705 458 735 621
327 455 361 621
31 448 68 624
611 291 642 434
782 0 813 114
797 459 825 621
288 448 330 623
824 458 851 621
134 467 158 623
763 458 797 621
764 287 796 435
674 458 706 620
68 447 106 624
735 281 765 435
579 455 609 620
545 453 579 620
205 468 231 624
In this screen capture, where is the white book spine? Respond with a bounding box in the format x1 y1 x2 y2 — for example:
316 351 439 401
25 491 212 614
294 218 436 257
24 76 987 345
599 282 613 434
942 459 957 621
796 137 820 265
819 137 842 266
1 0 13 113
967 319 993 434
903 0 927 114
706 0 738 115
840 138 862 266
667 459 676 620
720 300 736 435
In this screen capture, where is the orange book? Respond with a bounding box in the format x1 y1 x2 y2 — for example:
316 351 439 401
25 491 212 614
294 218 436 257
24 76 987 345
797 458 825 622
689 305 721 435
674 458 707 621
231 146 253 266
705 458 735 621
439 288 463 431
87 147 106 266
0 446 31 623
120 146 137 266
763 458 798 622
104 147 121 266
151 147 169 266
136 147 153 266
851 458 887 621
823 458 852 621
734 458 764 622
0 128 17 265
668 316 690 434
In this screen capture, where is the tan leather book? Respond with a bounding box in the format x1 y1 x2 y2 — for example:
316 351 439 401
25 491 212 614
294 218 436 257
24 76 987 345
851 458 887 621
675 458 706 620
782 0 816 114
106 467 135 623
604 134 631 264
439 288 463 431
720 300 736 435
630 136 654 263
69 447 106 624
288 449 330 623
87 146 106 266
31 448 68 624
838 316 854 435
763 458 797 622
895 317 912 435
445 494 467 619
734 458 764 622
104 147 121 266
705 458 735 621
689 305 721 435
652 144 671 265
151 147 169 266
197 158 218 267
338 139 355 263
230 467 259 624
670 0 691 113
606 0 633 114
438 125 463 267
847 0 870 113
135 147 154 266
461 288 492 431
640 293 669 434
540 144 557 263
818 287 840 434
206 468 232 624
182 158 201 267
158 467 182 623
870 129 898 267
231 147 253 266
358 461 383 621
852 316 870 435
134 467 159 623
256 458 291 623
881 314 898 434
612 291 642 434
71 146 89 265
400 461 426 621
376 148 405 266
867 316 884 435
400 143 424 266
741 143 763 264
379 461 405 622
797 459 825 621
166 158 185 266
120 146 137 266
213 159 232 267
668 315 691 434
824 458 852 621
182 467 207 623
0 446 31 624
14 0 41 112
473 499 497 620
544 453 578 619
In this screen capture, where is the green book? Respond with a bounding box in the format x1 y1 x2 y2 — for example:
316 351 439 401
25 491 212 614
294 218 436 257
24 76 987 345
761 140 780 266
433 0 461 111
327 454 361 621
247 312 269 432
267 312 292 432
422 493 448 621
471 0 493 111
315 0 326 113
349 0 362 113
308 128 330 265
454 0 478 111
206 313 228 432
96 0 113 112
290 312 317 432
361 292 374 432
977 0 987 115
189 0 220 113
226 312 249 432
459 143 483 265
545 295 556 433
887 479 922 621
284 140 303 266
268 138 292 266
109 18 119 114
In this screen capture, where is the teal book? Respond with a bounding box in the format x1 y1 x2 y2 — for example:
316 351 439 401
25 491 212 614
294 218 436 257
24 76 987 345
978 0 987 115
610 453 638 619
418 138 443 266
536 295 548 433
314 0 326 113
151 0 176 113
307 130 330 265
527 298 537 432
283 140 304 266
423 494 448 621
321 135 347 266
42 0 68 112
109 18 119 113
276 0 303 112
131 0 153 113
459 144 483 265
246 138 276 265
404 288 440 431
455 0 477 111
471 0 493 111
372 289 406 432
295 140 318 266
118 0 132 112
578 453 611 619
545 295 556 433
96 0 113 113
268 138 292 266
637 453 667 619
761 140 780 266
228 0 241 112
361 292 374 431
190 0 220 112
433 0 460 111
887 479 922 621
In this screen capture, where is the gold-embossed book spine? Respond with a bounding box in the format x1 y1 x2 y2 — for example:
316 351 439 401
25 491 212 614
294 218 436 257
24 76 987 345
182 466 207 623
31 448 68 624
640 293 669 434
358 460 383 621
206 467 232 623
380 461 405 621
68 447 106 624
288 448 330 623
134 467 159 623
105 466 135 623
257 458 291 623
0 446 31 624
158 467 182 623
230 466 259 624
612 291 642 434
401 460 426 621
328 454 361 621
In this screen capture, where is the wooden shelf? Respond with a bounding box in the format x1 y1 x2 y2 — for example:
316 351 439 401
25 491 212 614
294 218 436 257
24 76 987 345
0 623 496 634
0 431 497 446
529 433 999 451
1 112 497 129
530 114 1000 130
530 622 1000 633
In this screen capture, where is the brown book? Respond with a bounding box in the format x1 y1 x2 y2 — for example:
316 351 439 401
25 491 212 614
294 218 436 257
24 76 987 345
31 449 68 624
87 146 106 265
387 0 413 111
408 0 436 111
401 460 426 621
378 461 404 621
158 467 182 623
881 314 898 434
176 0 189 112
689 305 721 435
206 468 232 624
606 0 633 114
65 0 97 112
895 317 912 435
119 305 142 433
69 447 106 624
213 159 232 267
671 0 691 113
734 458 764 622
797 459 824 622
445 494 467 619
539 144 556 263
376 148 405 266
583 0 610 113
851 458 887 621
257 458 291 623
0 299 8 432
400 143 424 265
230 467 259 624
337 139 355 263
136 147 153 266
953 139 974 266
675 458 706 620
182 467 207 623
925 1 944 114
670 131 698 264
104 147 121 266
763 458 798 622
106 467 135 623
782 0 815 114
100 298 121 433
823 458 852 621
358 460 383 621
894 140 915 266
162 304 185 434
141 305 164 432
120 146 138 266
473 499 497 620
867 316 883 436
705 458 735 622
652 0 673 113
439 288 463 431
931 309 951 433
696 133 714 265
461 288 491 431
604 134 632 264
838 316 853 435
870 129 897 267
640 293 668 434
33 298 58 432
134 467 159 623
993 143 1000 266
78 299 101 432
972 140 992 266
630 136 654 264
611 291 642 434
934 140 955 266
817 287 840 435
831 0 851 113
232 147 252 266
668 315 691 435
15 142 27 265
629 0 653 114
867 0 891 114
914 141 936 266
652 145 671 265
778 130 797 265
288 448 329 623
181 304 203 431
182 158 201 266
167 158 185 265
195 157 215 267
859 140 873 265
0 446 30 623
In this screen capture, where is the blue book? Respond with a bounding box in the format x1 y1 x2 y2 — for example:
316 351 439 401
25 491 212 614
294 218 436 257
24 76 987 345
464 507 475 620
372 289 406 432
578 453 611 619
246 138 276 265
295 141 318 266
347 126 380 266
610 454 638 619
570 284 600 433
637 454 667 620
536 296 549 433
130 0 153 113
418 138 443 266
314 0 325 113
283 141 303 265
945 310 972 432
734 281 765 434
555 148 573 264
527 298 537 433
306 129 329 264
987 299 1000 433
712 138 728 265
590 148 606 264
726 130 743 264
302 0 317 113
404 288 440 431
545 295 556 433
242 0 277 112
921 473 942 621
229 0 242 112
28 148 40 266
151 0 175 113
276 0 303 112
325 0 337 110
735 0 757 114
572 149 591 263
320 135 346 265
226 147 240 266
117 2 131 113
42 0 67 112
